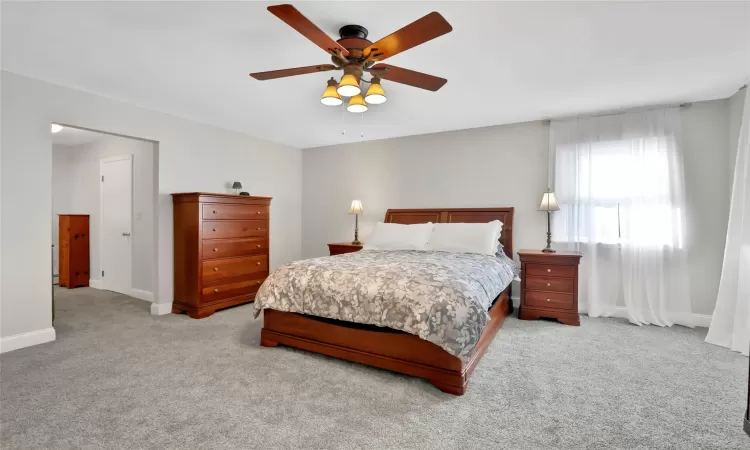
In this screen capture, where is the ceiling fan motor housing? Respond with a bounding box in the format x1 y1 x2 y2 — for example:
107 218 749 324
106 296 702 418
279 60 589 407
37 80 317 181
333 24 374 66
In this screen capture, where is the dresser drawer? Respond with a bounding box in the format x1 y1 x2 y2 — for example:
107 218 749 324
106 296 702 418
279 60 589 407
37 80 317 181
202 204 269 221
524 290 574 311
525 276 576 293
201 276 266 304
525 263 575 278
202 255 268 282
202 238 268 259
203 220 267 239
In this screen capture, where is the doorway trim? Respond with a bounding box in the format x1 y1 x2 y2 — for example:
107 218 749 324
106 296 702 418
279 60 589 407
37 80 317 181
99 154 134 296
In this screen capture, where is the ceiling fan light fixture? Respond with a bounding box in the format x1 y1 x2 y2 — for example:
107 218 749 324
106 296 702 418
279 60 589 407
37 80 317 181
320 78 342 106
364 78 387 104
337 73 361 97
347 94 368 113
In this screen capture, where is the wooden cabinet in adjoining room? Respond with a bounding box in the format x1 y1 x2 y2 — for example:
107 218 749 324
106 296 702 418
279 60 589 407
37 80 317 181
172 193 272 319
58 214 90 289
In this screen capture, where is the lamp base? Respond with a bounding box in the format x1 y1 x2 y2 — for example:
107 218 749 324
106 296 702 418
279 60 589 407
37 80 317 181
351 240 361 245
541 248 556 253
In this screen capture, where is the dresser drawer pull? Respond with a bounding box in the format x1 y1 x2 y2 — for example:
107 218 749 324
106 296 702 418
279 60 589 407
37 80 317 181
256 280 261 285
213 268 219 272
546 298 551 302
547 283 551 287
256 262 261 265
213 248 218 252
547 269 551 273
213 210 217 214
213 228 218 232
214 288 219 293
256 211 260 215
257 228 261 231
257 244 261 248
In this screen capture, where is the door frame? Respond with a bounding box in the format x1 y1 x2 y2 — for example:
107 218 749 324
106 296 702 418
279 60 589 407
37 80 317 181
99 154 134 294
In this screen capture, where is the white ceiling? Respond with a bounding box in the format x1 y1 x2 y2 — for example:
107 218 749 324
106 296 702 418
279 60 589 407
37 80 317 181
50 126 104 146
3 1 749 149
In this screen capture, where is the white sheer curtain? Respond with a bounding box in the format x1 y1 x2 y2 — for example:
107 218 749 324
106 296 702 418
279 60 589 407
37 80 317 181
706 90 750 356
551 108 693 327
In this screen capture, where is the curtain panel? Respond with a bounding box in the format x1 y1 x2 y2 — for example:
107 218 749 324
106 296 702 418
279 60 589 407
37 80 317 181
551 108 693 327
706 89 750 356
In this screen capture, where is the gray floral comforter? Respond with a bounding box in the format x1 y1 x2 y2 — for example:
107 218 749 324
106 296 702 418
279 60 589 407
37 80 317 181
253 250 520 360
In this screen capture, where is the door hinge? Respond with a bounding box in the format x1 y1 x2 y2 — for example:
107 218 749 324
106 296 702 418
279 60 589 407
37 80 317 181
102 270 104 277
101 176 104 182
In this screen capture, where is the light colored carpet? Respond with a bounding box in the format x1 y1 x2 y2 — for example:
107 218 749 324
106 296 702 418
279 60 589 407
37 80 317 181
1 287 747 449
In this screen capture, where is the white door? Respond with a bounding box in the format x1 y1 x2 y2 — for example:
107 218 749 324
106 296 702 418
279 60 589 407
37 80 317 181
101 155 133 295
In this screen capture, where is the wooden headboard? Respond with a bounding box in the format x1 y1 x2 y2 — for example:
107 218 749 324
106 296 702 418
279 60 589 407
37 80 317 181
384 208 514 258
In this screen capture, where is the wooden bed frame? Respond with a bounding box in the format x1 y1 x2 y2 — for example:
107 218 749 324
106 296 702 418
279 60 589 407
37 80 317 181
260 207 514 395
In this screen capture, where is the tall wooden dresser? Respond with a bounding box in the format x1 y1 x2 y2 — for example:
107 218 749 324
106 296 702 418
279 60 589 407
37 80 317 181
172 193 272 319
58 214 90 289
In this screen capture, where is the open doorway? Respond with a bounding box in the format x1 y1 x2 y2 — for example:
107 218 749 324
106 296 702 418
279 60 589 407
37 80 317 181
51 124 158 313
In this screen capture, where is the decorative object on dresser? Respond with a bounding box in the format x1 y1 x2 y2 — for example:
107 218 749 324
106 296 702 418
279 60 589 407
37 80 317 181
172 193 271 319
328 242 363 256
58 214 90 289
232 181 242 194
538 191 560 253
348 200 363 245
518 250 582 326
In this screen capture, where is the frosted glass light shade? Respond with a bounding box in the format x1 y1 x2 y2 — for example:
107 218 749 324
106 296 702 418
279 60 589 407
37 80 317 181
364 79 387 104
321 79 342 106
348 200 363 214
347 95 368 113
337 74 361 97
51 124 63 133
538 192 560 211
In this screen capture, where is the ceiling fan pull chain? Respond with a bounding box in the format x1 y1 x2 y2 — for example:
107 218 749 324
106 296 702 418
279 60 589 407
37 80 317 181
341 101 346 136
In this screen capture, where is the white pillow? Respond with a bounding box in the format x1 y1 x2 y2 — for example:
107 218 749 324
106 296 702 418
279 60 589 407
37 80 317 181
425 220 503 255
363 222 434 250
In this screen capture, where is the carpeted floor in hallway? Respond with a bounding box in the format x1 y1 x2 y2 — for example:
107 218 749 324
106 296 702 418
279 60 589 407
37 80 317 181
1 287 747 449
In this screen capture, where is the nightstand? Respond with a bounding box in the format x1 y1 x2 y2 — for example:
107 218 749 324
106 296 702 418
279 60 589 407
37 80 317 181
518 250 582 326
328 242 363 256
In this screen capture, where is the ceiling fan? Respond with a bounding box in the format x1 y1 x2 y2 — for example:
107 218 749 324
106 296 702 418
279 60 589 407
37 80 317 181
249 4 453 112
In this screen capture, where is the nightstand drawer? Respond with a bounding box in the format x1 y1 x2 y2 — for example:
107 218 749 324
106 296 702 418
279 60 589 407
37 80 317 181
525 263 575 278
526 276 575 293
524 290 574 310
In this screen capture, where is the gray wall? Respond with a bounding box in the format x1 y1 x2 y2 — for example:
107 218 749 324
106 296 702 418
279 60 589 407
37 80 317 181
53 135 156 293
302 99 736 315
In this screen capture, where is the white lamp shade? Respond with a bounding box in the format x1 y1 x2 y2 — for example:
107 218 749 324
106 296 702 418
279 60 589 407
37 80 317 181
348 200 363 214
538 192 560 211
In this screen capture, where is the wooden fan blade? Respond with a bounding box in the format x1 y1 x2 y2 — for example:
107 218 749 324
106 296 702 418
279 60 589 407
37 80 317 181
250 64 338 80
267 4 349 56
371 64 447 91
364 12 452 61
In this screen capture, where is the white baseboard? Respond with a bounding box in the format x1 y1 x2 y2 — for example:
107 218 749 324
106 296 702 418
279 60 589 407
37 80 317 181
130 288 153 303
89 279 103 289
613 307 712 328
1 327 56 354
151 302 172 316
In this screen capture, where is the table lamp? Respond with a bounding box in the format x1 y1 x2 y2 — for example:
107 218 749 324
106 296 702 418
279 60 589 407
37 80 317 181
538 191 560 253
232 181 242 195
348 200 363 245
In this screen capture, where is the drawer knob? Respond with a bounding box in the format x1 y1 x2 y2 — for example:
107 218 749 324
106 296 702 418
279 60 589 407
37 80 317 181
547 268 551 273
213 248 218 252
256 280 261 285
547 283 551 287
212 228 218 232
546 298 551 302
213 210 217 214
213 268 219 272
256 211 260 215
214 288 219 293
257 244 261 248
257 228 261 231
256 262 261 265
